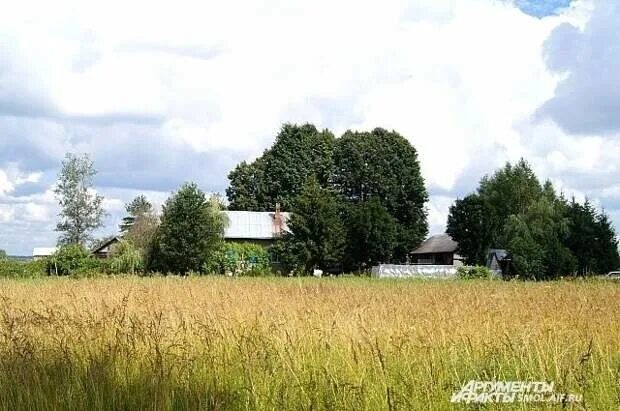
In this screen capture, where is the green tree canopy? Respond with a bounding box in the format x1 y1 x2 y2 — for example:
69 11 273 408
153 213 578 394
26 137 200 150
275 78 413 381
565 199 619 275
504 195 576 279
447 159 618 278
343 198 398 271
154 183 227 274
285 177 346 273
333 128 428 259
54 153 106 246
446 194 494 265
226 123 336 211
120 195 153 233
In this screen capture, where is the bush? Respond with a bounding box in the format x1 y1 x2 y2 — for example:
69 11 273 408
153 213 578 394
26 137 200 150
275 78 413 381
47 244 104 276
456 265 495 280
108 240 144 275
204 243 271 276
0 259 47 278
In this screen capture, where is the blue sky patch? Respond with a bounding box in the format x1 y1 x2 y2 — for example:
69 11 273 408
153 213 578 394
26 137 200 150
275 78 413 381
514 0 572 18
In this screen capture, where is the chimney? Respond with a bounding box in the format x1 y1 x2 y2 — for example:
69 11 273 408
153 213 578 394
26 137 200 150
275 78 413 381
273 202 283 235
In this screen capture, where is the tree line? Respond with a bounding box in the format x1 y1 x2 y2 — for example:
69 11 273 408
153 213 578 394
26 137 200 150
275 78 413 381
49 124 429 275
45 124 618 278
447 160 619 279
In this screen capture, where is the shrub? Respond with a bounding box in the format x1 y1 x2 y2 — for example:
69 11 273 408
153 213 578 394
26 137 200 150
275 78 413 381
456 265 495 280
0 259 47 278
108 240 144 275
204 243 271 276
47 244 104 276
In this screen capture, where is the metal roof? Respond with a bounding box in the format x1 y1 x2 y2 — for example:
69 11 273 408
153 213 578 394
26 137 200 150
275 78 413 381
32 247 58 257
411 234 458 254
223 211 290 240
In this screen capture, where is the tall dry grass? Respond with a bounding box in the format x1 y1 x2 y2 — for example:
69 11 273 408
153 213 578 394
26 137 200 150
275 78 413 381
0 276 618 410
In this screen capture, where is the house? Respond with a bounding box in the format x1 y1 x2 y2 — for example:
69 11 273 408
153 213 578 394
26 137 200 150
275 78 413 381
410 234 463 266
92 236 121 258
32 247 58 260
223 207 290 247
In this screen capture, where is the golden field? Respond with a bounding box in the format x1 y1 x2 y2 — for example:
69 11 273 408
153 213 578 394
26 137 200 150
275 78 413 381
0 276 618 410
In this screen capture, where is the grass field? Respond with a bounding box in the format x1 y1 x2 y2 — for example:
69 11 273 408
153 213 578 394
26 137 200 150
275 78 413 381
0 276 618 410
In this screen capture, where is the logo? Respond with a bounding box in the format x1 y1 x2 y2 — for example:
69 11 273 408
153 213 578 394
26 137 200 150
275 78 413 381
451 380 582 404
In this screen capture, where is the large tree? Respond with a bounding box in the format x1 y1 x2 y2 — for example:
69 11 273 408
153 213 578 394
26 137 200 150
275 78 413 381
344 198 398 271
154 183 227 274
447 159 543 264
286 177 346 273
565 199 619 275
333 128 428 259
225 160 264 211
120 195 153 233
478 159 543 245
446 194 494 265
227 123 336 211
54 153 106 246
504 195 576 279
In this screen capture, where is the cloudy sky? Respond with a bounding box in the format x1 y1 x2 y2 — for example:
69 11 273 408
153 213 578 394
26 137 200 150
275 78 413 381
0 0 618 255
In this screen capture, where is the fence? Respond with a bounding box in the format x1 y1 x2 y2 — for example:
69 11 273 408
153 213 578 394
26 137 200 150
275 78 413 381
371 264 457 279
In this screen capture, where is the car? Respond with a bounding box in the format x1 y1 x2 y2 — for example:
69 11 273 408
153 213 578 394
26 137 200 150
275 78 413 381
604 271 620 280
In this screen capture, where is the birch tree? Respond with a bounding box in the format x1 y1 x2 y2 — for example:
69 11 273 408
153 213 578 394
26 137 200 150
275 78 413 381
54 153 106 246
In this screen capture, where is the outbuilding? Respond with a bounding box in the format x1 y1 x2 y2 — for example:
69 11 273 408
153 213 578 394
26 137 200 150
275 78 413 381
410 234 463 266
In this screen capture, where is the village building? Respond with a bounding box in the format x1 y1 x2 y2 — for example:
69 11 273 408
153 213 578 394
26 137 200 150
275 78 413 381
32 247 58 261
33 207 290 261
223 208 290 247
410 233 463 266
92 237 121 258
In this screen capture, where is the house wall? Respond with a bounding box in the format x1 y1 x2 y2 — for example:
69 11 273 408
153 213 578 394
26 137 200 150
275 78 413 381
411 252 455 265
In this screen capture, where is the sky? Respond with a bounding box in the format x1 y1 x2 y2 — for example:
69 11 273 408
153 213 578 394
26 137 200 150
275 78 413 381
0 0 618 255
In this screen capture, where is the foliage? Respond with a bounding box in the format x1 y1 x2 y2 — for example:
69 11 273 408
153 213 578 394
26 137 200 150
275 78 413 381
504 195 574 279
478 159 543 240
343 198 397 271
226 124 428 269
447 159 619 279
204 242 270 276
47 244 103 276
153 183 227 274
0 249 6 259
225 161 264 211
333 128 428 260
227 123 336 211
285 177 346 274
446 194 494 265
0 259 47 278
456 265 495 279
54 153 106 246
108 240 144 275
565 198 619 275
125 210 160 266
120 195 153 233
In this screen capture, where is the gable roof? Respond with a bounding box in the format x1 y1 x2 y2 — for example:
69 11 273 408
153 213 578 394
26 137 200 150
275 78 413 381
223 211 290 240
411 234 458 254
92 236 121 254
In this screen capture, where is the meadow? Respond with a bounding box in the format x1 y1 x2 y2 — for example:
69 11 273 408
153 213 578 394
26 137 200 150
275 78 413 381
0 276 618 410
